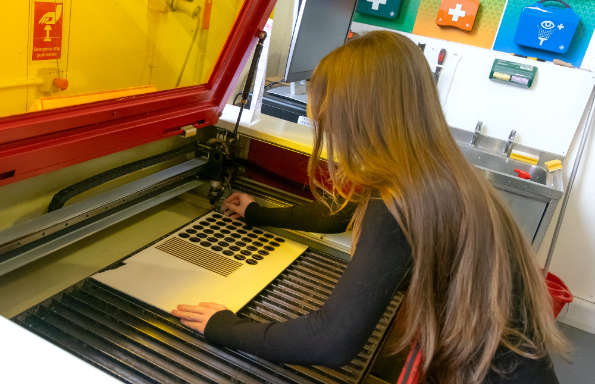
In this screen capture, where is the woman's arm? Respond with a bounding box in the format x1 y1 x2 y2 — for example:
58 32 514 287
244 201 355 233
203 199 411 367
223 192 355 233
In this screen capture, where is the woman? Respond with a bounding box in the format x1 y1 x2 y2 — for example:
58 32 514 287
172 31 566 383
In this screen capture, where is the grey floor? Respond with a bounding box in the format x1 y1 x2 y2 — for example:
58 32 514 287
553 323 595 384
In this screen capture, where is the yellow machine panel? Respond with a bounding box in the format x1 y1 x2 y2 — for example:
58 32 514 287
0 0 245 117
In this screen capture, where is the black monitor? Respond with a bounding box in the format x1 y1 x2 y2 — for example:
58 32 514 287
283 0 357 83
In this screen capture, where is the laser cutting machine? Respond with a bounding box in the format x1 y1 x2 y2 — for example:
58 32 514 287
0 1 402 382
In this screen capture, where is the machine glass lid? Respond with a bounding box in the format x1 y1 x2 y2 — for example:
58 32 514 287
0 0 274 186
0 0 245 118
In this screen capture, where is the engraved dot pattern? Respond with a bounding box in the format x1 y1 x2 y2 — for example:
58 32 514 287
177 211 287 266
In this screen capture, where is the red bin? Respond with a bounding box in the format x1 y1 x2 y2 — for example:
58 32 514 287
546 272 573 318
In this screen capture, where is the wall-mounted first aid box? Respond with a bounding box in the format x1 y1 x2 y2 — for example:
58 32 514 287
356 0 402 19
514 0 580 54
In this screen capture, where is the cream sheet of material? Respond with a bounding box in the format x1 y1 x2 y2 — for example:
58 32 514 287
93 212 308 314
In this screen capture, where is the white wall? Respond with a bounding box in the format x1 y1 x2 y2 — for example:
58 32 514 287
267 0 297 79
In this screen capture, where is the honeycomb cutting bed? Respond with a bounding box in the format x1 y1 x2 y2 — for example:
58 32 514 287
15 213 403 383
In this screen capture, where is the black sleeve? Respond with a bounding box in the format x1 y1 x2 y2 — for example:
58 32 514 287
486 351 559 384
204 200 412 367
244 201 356 233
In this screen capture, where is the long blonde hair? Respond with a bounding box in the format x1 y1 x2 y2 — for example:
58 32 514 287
307 31 566 384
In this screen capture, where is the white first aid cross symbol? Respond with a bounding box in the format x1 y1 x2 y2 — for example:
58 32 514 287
448 3 466 22
367 0 387 11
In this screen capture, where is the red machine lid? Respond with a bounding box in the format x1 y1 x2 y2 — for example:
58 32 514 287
0 0 275 186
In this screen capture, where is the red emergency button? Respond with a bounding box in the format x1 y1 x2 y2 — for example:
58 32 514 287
53 78 69 90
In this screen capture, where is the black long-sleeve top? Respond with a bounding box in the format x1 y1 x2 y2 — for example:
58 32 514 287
204 200 559 383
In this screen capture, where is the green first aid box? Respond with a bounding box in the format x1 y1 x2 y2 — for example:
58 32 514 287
356 0 402 19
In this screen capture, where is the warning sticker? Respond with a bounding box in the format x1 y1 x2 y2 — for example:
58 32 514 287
32 2 63 61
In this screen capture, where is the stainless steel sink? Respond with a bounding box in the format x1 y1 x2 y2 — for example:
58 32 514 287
451 127 564 247
459 145 548 186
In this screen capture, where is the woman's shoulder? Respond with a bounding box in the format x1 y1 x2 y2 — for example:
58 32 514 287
365 198 394 217
361 199 408 245
364 199 400 226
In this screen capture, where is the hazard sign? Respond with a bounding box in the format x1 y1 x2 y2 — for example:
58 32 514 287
32 2 63 61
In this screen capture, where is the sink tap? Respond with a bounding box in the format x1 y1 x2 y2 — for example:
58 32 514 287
504 130 517 157
471 121 482 146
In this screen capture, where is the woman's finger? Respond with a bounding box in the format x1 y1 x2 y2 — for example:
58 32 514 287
223 208 238 218
180 319 205 333
223 193 238 203
222 202 237 211
224 192 242 205
171 309 204 321
176 304 205 313
223 202 240 213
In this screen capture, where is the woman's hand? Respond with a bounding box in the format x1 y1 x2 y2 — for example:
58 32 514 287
222 192 255 219
171 303 228 334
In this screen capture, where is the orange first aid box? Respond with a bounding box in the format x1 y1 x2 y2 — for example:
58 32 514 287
436 0 480 32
